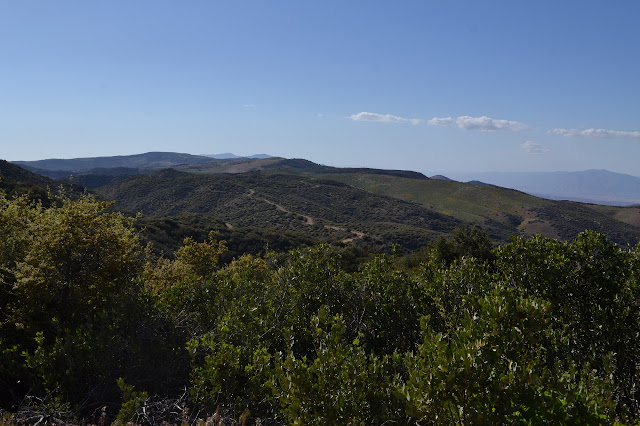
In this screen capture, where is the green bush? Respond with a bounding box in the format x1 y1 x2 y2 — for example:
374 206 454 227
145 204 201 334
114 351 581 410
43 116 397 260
401 287 616 424
1 189 638 422
270 310 406 424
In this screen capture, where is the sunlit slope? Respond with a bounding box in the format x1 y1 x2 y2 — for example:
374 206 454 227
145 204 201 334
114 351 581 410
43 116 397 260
153 156 640 245
300 172 640 245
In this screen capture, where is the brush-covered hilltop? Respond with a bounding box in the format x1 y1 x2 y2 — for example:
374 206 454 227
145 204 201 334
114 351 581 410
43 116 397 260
10 152 640 248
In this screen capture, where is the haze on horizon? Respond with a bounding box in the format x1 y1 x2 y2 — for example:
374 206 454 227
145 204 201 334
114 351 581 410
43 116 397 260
1 1 639 176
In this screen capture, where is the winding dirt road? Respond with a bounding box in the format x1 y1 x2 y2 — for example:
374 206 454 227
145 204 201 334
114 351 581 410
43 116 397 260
246 188 364 241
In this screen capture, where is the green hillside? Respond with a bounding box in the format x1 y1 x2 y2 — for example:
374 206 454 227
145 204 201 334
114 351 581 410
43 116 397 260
162 156 640 246
0 159 85 201
303 171 640 245
148 155 640 246
172 156 430 180
96 169 463 251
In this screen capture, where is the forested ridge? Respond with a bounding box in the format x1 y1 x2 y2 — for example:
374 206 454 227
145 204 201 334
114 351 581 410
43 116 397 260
1 189 639 425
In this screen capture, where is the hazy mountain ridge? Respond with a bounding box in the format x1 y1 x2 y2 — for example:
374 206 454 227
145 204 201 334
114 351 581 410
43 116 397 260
14 154 430 188
449 170 640 206
14 151 214 171
14 152 273 173
13 152 276 188
18 152 640 206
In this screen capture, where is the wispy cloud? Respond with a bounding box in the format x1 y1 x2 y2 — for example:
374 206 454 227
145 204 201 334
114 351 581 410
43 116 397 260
349 112 423 125
522 141 549 154
550 128 640 139
427 117 455 127
242 104 257 110
428 115 529 131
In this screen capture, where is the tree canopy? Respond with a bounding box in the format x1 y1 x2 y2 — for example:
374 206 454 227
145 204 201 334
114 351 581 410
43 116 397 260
0 191 639 424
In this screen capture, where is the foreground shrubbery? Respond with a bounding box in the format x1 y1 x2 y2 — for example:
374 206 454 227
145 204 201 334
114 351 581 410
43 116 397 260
0 192 639 424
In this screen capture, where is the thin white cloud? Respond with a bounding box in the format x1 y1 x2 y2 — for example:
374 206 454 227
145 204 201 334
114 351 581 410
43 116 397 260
349 112 423 125
522 141 549 154
550 128 640 139
243 104 257 110
427 117 455 127
457 116 529 131
429 115 529 131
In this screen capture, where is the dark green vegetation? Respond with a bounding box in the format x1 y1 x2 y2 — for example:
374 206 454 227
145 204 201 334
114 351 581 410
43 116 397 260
1 191 639 424
0 160 84 204
137 213 317 264
97 169 462 252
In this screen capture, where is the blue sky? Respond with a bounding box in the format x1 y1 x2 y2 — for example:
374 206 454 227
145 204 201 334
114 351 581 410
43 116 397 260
2 1 639 175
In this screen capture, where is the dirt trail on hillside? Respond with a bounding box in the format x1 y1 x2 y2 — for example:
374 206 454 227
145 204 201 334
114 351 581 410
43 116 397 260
247 189 366 239
341 230 365 243
248 189 315 226
324 225 365 243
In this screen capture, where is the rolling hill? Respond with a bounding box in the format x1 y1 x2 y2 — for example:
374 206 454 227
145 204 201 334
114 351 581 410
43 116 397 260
96 168 463 251
303 171 640 245
8 153 640 248
150 155 640 245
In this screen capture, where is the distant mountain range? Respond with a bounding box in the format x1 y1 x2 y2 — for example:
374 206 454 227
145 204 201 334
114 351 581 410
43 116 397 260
14 152 214 171
5 152 640 247
13 153 430 186
13 152 272 174
13 152 275 184
16 152 639 206
447 170 640 206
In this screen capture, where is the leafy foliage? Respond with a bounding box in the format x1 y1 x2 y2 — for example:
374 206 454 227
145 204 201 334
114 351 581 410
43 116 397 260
1 190 640 424
270 310 405 424
402 287 615 424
